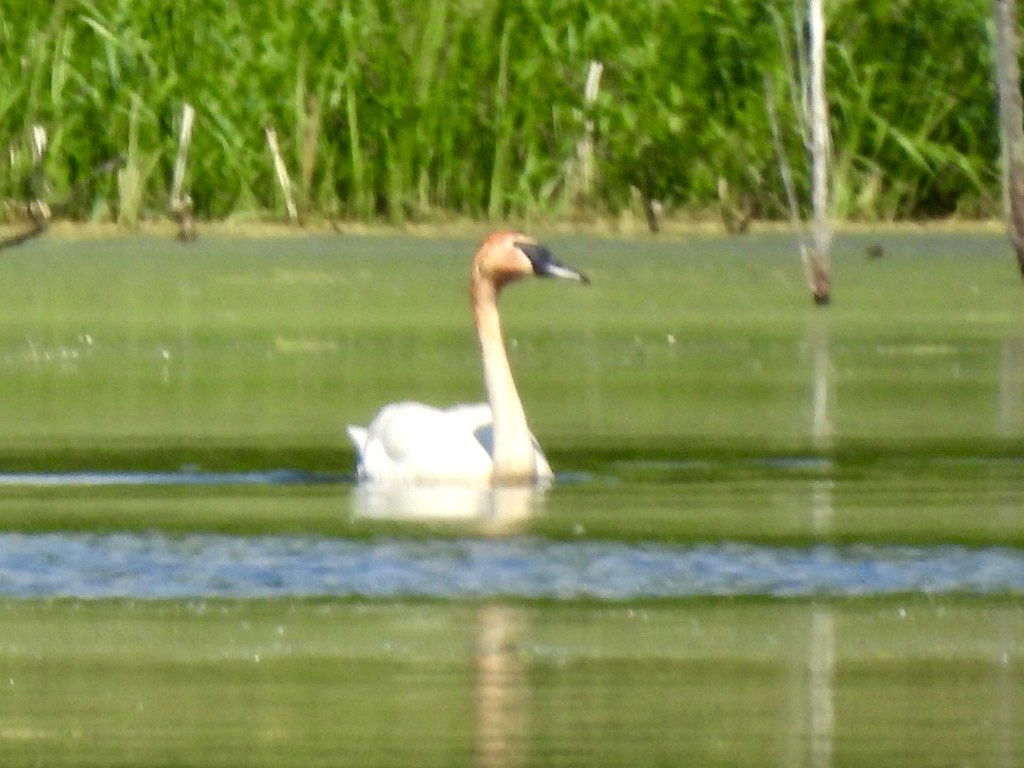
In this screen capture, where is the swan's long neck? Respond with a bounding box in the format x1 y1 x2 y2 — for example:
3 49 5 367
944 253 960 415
472 279 536 482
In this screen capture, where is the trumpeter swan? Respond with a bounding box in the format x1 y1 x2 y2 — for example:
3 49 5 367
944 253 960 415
347 231 588 485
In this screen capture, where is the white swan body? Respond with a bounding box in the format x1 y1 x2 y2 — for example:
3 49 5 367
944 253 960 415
347 232 587 485
347 402 552 484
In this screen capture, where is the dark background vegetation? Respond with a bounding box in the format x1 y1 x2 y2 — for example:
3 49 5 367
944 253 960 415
0 0 1000 224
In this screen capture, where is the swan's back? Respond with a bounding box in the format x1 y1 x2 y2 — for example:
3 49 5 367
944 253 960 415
347 401 552 484
349 402 492 483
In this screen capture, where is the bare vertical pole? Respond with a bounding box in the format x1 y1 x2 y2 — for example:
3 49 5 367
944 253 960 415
170 103 195 210
171 103 197 241
993 0 1024 276
30 125 47 163
767 1 832 303
577 60 603 200
807 0 832 304
265 125 299 223
28 125 51 225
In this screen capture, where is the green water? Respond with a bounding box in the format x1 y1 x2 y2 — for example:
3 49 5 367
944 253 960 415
0 457 1021 547
0 230 1022 765
0 230 1020 455
1 599 1021 767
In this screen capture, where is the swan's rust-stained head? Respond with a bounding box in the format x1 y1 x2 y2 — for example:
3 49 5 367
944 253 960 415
473 231 589 290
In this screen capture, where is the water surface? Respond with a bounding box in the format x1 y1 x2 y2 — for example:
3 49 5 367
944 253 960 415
0 531 1021 600
0 232 1021 767
1 598 1020 768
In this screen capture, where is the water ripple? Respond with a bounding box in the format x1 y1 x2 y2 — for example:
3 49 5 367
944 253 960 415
0 470 343 487
0 534 1020 599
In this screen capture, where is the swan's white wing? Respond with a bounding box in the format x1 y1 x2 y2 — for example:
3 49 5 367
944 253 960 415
346 425 368 454
347 401 552 483
348 402 494 483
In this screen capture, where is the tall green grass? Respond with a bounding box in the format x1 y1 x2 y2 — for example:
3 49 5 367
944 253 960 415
0 0 1000 224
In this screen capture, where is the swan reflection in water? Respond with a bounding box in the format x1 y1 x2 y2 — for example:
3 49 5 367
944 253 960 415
349 480 538 767
350 480 546 534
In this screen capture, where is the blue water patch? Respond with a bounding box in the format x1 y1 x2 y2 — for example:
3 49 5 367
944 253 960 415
0 470 346 487
0 457 834 488
0 533 1020 600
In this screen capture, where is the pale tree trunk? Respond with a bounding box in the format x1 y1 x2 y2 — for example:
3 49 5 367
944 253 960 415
993 0 1024 277
807 0 832 304
766 0 832 305
170 103 197 242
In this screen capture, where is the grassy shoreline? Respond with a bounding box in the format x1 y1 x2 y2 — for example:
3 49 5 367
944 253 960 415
1 216 1011 243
